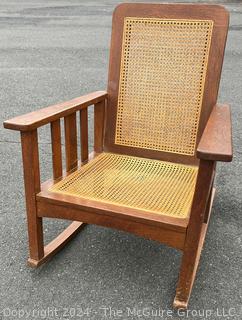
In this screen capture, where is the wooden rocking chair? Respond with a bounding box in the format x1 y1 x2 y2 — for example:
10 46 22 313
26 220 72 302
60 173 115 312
3 3 232 309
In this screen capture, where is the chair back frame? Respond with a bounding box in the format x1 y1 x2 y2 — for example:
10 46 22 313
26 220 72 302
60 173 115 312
104 3 229 165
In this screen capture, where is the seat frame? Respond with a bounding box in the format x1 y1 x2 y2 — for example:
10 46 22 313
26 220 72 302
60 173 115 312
3 3 232 310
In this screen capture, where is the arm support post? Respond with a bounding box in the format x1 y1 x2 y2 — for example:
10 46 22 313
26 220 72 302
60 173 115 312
94 99 106 153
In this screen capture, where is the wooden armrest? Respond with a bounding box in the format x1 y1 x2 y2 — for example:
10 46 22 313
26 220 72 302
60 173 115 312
197 104 232 162
3 91 107 131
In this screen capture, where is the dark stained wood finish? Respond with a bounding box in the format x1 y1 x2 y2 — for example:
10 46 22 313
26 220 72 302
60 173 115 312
64 113 78 172
20 130 44 260
51 119 63 179
80 109 89 162
94 100 105 153
197 104 233 162
174 160 215 309
37 201 186 251
4 91 107 131
28 221 86 268
104 3 229 165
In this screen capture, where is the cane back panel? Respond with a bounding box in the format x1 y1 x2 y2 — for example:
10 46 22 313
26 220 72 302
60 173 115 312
115 18 213 156
105 4 229 163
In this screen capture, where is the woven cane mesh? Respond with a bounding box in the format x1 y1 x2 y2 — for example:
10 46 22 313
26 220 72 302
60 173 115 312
115 18 213 155
49 153 198 218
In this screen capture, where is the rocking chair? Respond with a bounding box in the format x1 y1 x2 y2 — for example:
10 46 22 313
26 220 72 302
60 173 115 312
3 3 232 309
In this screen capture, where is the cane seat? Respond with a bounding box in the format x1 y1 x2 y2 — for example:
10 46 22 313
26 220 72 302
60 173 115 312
50 152 198 219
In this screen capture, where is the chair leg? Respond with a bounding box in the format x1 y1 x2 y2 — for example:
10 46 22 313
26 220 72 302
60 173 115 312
27 215 45 262
173 230 205 309
20 131 86 268
21 130 45 262
28 221 86 268
173 187 215 309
